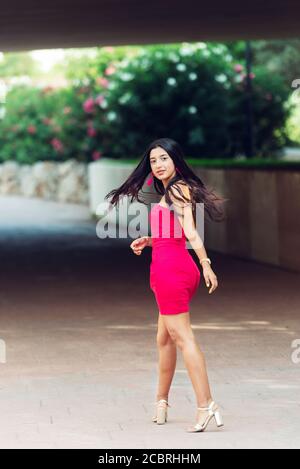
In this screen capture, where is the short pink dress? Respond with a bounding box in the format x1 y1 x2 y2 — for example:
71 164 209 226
149 203 201 315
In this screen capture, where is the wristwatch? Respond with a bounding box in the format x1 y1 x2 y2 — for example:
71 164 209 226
200 257 211 266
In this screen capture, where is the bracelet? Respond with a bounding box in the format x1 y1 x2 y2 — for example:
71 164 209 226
200 257 211 266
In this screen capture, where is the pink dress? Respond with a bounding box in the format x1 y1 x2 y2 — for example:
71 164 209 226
149 203 201 315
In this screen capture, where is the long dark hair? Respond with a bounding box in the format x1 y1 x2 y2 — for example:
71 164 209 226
105 137 227 222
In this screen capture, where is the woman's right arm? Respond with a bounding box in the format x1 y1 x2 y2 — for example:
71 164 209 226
146 236 152 247
130 235 152 255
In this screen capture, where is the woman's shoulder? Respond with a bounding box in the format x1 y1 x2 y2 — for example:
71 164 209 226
171 179 191 200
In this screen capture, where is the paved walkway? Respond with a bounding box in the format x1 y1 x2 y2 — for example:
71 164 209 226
0 196 299 449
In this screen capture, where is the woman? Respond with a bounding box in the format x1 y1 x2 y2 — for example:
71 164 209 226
105 137 227 433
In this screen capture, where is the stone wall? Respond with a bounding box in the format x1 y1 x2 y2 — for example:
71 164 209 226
0 159 89 204
198 168 300 273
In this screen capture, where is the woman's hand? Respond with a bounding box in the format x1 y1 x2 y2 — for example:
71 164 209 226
130 236 149 255
202 265 218 294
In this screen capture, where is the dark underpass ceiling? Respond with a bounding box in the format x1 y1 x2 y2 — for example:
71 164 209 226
0 0 299 52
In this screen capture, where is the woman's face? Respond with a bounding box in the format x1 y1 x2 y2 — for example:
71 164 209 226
149 146 176 186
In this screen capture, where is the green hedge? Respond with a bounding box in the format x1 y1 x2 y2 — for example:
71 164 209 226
104 44 291 159
0 43 292 164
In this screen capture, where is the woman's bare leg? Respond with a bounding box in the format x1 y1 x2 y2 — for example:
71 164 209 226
155 312 177 401
162 312 213 407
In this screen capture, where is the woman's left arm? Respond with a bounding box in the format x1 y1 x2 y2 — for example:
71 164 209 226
170 183 218 294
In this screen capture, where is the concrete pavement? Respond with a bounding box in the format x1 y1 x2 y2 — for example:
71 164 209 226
0 195 299 449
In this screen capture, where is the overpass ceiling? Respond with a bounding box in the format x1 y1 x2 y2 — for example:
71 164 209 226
0 0 299 52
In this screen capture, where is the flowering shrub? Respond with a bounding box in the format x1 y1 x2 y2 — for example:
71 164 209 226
0 84 108 163
0 43 290 163
102 44 290 158
0 86 65 163
228 64 291 156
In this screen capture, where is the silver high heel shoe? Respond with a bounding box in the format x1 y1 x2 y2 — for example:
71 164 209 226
186 400 224 432
152 399 171 424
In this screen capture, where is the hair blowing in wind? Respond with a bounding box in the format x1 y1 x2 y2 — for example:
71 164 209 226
104 137 228 223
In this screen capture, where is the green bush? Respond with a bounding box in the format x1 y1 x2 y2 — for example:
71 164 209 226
228 66 291 156
104 44 290 158
0 83 109 163
0 86 64 163
0 43 291 163
103 43 233 158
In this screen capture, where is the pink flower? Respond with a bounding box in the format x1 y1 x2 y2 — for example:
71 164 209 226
83 97 95 113
51 138 64 152
27 125 37 134
92 151 102 160
234 64 244 73
241 72 256 81
103 46 114 53
42 117 52 125
95 94 105 105
87 127 97 137
63 106 72 115
42 85 54 94
96 77 109 88
78 86 89 94
105 65 116 76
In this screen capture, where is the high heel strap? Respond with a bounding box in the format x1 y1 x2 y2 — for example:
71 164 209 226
197 400 215 410
197 400 216 415
154 399 171 407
